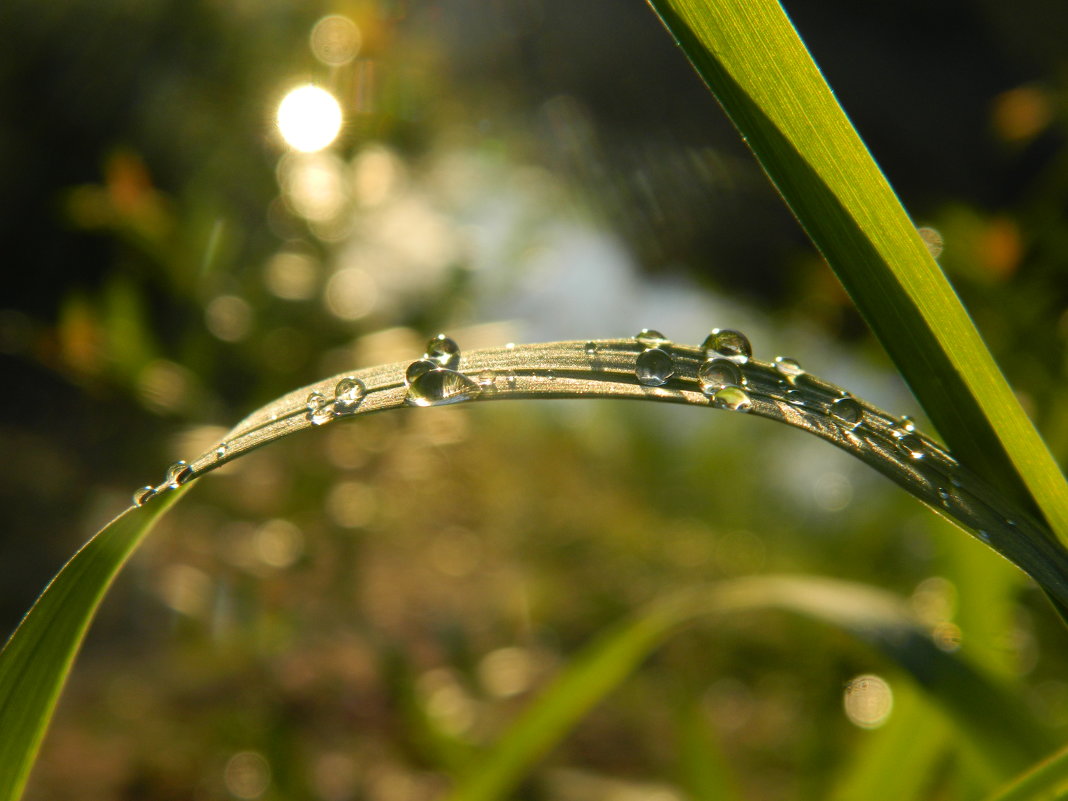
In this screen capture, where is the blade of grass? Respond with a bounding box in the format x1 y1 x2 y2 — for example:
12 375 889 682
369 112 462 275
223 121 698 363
982 742 1068 801
445 576 1049 801
0 486 188 801
675 699 747 801
644 0 1068 547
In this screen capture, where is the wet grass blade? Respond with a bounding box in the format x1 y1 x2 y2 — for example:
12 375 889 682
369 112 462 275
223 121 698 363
445 576 1049 801
0 486 187 801
644 0 1068 547
983 743 1068 801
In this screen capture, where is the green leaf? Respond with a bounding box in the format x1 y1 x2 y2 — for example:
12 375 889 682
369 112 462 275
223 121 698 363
0 486 187 800
644 0 1068 547
445 576 1049 801
982 741 1068 801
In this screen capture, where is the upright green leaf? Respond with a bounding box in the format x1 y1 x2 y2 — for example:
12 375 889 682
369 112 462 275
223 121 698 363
0 487 187 800
644 0 1068 546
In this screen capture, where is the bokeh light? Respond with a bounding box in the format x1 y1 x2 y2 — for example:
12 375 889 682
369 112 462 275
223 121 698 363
310 15 361 66
843 674 893 729
277 85 343 152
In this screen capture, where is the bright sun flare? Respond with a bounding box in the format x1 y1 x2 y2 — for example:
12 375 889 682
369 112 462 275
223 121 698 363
276 85 342 152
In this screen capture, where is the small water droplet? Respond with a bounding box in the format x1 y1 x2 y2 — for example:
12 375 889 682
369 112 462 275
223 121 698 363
405 368 482 407
333 376 366 415
937 487 952 508
477 370 497 391
635 347 675 386
215 444 228 459
774 356 804 380
306 391 331 425
830 396 864 430
505 370 517 389
976 529 991 543
165 460 192 488
635 328 670 348
584 341 597 356
897 434 926 460
425 334 461 369
898 415 916 433
712 385 752 413
505 342 516 350
133 486 157 507
406 359 437 385
701 329 751 364
698 358 743 395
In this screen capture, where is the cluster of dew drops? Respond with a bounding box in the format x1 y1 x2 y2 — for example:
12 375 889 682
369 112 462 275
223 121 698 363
133 329 953 514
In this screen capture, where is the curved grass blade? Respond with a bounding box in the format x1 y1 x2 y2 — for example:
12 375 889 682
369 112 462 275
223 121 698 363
0 485 188 801
643 0 1068 548
170 337 1068 610
445 576 1049 801
982 742 1068 801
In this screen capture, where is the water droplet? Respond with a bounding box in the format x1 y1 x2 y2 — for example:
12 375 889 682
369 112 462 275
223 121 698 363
712 385 752 413
505 370 517 389
165 460 192 488
405 368 482 407
830 396 864 430
897 434 926 460
333 376 366 415
635 328 670 348
306 391 331 425
697 358 743 395
215 444 228 459
774 356 804 380
897 415 916 433
635 347 675 386
477 370 497 391
406 359 436 385
701 329 751 364
425 334 461 369
133 486 157 507
584 341 597 356
784 389 808 406
937 487 952 508
976 529 991 543
505 342 516 350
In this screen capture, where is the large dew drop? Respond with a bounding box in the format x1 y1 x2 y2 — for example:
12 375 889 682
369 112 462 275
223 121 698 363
831 396 864 430
702 329 751 364
333 376 366 415
406 359 436 385
405 366 482 407
897 434 926 461
712 385 753 413
635 328 670 348
698 358 743 395
133 486 157 507
635 347 675 386
774 356 805 380
306 391 331 425
425 334 461 370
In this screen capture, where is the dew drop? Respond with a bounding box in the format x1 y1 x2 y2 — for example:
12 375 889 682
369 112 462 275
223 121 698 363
133 486 157 507
712 385 752 413
897 415 916 433
425 334 461 369
584 341 597 356
774 356 804 380
215 444 228 459
635 328 670 348
405 368 482 407
937 487 952 508
477 370 496 390
306 391 331 425
333 376 366 415
698 358 743 395
165 460 192 488
830 396 864 430
701 328 752 364
897 434 926 460
406 359 437 385
635 347 675 386
505 370 517 389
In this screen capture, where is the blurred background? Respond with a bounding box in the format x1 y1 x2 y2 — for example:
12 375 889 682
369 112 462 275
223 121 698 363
2 0 1068 798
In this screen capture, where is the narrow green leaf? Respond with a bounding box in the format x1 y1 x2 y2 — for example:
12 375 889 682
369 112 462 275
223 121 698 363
675 700 747 801
644 0 1068 546
0 486 187 800
982 742 1068 801
446 576 1048 801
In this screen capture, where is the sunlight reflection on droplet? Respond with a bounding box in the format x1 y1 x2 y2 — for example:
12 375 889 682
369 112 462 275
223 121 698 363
843 674 893 729
310 15 361 66
277 85 343 152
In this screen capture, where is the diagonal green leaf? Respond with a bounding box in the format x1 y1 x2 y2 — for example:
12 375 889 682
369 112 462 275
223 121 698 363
982 741 1068 801
0 486 188 801
445 576 1050 801
644 0 1068 547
